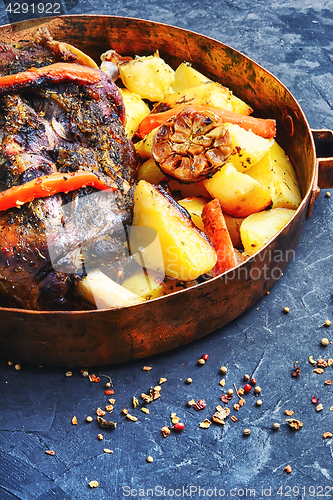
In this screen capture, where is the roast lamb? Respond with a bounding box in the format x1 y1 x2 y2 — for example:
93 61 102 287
0 28 137 310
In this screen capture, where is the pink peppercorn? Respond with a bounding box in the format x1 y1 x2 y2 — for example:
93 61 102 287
174 422 185 432
201 354 209 361
244 384 252 393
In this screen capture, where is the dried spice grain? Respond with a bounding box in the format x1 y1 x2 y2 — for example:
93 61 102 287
316 404 324 412
126 414 138 422
212 406 230 425
45 450 55 455
285 465 292 474
103 448 113 454
285 410 294 416
146 456 154 463
71 416 78 425
272 422 280 431
230 416 238 422
97 434 103 440
220 366 228 374
193 399 207 410
314 368 324 374
159 378 167 384
321 338 329 346
285 418 303 430
96 408 106 416
199 419 212 429
143 366 152 371
97 417 117 429
161 426 171 437
86 416 93 422
141 407 149 414
89 481 99 488
243 428 251 435
323 432 332 439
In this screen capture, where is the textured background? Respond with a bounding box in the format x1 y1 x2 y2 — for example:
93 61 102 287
0 1 333 499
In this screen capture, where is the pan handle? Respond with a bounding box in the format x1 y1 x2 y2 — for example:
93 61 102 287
307 129 333 219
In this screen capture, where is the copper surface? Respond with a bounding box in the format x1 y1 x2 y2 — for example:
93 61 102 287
0 15 322 366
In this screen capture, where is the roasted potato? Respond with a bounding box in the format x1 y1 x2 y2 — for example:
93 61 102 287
240 208 296 255
203 162 272 217
137 158 168 184
225 123 274 172
119 88 150 139
118 52 175 101
131 180 217 280
246 141 302 209
153 82 253 115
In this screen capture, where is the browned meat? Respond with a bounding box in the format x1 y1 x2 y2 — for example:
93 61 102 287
0 34 137 310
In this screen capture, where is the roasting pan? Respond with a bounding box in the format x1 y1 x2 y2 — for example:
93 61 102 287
0 15 331 367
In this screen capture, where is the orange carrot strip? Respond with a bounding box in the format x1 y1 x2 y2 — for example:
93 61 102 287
0 63 102 95
0 171 114 212
138 104 276 139
202 198 237 276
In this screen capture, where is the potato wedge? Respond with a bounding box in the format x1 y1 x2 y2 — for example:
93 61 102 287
131 180 217 280
223 214 246 249
135 129 157 160
121 268 165 299
240 208 296 255
178 197 210 231
122 269 198 299
171 62 211 92
137 158 168 184
153 82 253 115
118 52 175 101
203 162 272 217
246 141 302 209
225 123 274 172
119 88 150 139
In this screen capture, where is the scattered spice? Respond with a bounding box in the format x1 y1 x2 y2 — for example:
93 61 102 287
243 374 250 381
283 307 290 314
100 375 113 387
317 358 328 368
132 396 139 409
285 410 294 416
325 379 332 385
311 396 319 404
96 408 106 416
186 378 193 384
97 434 104 440
89 374 100 383
14 363 21 371
244 384 252 393
201 354 209 361
174 422 185 432
285 418 303 430
141 407 149 414
308 356 316 365
243 428 251 435
291 365 301 377
220 366 228 374
328 359 333 367
230 415 238 422
314 368 324 374
7 361 13 366
234 404 240 411
103 448 113 454
199 419 212 429
227 389 234 396
71 416 78 425
146 456 154 463
161 426 171 437
325 192 331 198
238 388 245 396
126 413 138 422
121 409 128 415
159 378 167 384
221 394 231 404
321 338 329 346
316 404 324 412
81 370 89 378
256 399 263 406
219 379 226 387
198 358 206 365
285 465 292 474
254 386 262 394
187 399 195 407
86 416 93 422
45 450 55 455
322 319 331 327
272 422 280 431
212 405 230 425
65 370 72 377
105 389 115 396
97 417 117 429
109 398 116 405
193 399 207 410
323 432 332 439
143 366 152 371
105 405 113 412
89 481 99 488
250 377 256 386
239 398 245 407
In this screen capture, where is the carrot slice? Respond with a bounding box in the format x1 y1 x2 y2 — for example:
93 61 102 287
202 198 237 276
0 63 102 95
0 171 114 212
138 104 276 140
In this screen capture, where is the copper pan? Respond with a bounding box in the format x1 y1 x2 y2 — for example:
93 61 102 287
0 15 331 367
